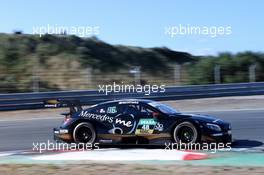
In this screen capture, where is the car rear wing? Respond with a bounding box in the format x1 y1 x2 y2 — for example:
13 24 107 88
43 99 83 114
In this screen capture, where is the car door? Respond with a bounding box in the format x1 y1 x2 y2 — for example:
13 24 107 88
89 102 137 135
135 104 163 135
111 104 139 135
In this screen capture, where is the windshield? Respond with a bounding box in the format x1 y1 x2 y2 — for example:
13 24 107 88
148 102 178 114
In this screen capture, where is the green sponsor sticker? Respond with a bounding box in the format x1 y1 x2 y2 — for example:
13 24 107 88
138 118 156 125
107 106 117 113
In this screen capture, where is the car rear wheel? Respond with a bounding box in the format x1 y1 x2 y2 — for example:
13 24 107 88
73 122 96 144
173 121 199 144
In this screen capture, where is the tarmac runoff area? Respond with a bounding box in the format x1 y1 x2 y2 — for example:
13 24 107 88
0 95 263 171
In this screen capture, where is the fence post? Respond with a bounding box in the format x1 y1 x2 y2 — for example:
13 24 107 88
249 64 256 82
129 66 141 85
174 64 181 85
214 65 221 84
86 67 93 89
32 56 40 92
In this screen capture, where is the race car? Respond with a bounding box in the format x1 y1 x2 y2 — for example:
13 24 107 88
49 99 232 145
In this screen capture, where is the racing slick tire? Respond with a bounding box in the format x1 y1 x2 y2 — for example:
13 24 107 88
73 122 96 144
173 121 199 144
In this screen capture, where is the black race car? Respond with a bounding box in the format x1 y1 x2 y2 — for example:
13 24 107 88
49 99 232 145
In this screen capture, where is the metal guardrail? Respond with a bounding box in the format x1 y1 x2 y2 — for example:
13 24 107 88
0 82 264 111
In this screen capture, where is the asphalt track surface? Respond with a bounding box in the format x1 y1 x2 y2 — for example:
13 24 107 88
0 110 263 151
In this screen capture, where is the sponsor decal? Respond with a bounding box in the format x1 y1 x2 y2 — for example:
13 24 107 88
107 106 117 114
108 127 123 134
99 108 105 113
154 122 164 131
99 139 113 143
136 118 157 134
118 101 139 104
59 129 69 134
115 118 133 127
138 118 156 125
79 111 113 123
44 104 58 108
79 111 137 134
113 114 136 134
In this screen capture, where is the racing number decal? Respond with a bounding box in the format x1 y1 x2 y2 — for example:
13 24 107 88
135 118 157 134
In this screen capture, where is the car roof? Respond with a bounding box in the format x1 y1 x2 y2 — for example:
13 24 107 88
97 99 154 105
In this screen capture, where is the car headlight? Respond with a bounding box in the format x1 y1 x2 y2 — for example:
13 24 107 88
206 123 222 131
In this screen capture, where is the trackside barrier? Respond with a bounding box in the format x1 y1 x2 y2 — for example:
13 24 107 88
0 82 264 111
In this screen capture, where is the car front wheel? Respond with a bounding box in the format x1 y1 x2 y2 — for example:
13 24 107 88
173 121 199 144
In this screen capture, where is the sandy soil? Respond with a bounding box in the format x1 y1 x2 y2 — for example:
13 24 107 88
0 164 264 175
